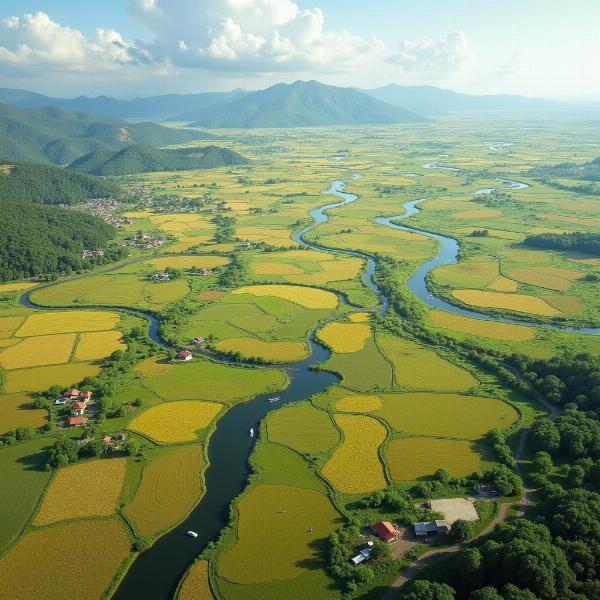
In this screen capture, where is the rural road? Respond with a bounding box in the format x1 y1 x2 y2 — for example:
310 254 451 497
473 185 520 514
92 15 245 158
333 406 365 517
381 366 559 599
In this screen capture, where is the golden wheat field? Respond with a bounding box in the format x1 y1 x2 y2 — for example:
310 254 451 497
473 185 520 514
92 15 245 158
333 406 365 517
386 437 481 480
0 518 131 600
0 334 75 369
430 310 535 341
335 395 383 413
34 458 127 525
321 414 387 494
233 285 338 309
125 445 205 537
15 311 120 336
317 322 371 353
128 401 222 443
215 337 308 362
74 331 126 361
178 561 214 600
4 363 101 393
452 289 561 316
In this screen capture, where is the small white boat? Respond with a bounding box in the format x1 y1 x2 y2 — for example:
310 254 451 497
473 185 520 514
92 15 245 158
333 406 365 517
268 397 280 403
249 428 255 437
186 531 199 538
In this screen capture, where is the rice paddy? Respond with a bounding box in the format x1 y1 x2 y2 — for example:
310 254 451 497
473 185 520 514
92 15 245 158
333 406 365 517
321 414 387 494
0 518 131 600
34 458 127 525
215 338 308 362
386 438 481 480
348 312 371 322
508 266 581 291
125 445 205 536
15 310 119 336
4 362 101 393
452 289 562 316
316 322 371 353
430 310 535 341
378 335 478 391
233 285 338 309
375 392 517 439
74 330 126 361
128 401 222 443
335 394 382 413
218 484 340 583
0 333 75 369
266 403 339 454
0 392 47 433
178 561 214 600
0 316 25 338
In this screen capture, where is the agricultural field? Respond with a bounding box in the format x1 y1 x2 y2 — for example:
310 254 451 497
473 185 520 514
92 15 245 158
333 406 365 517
33 458 127 525
233 284 338 309
0 392 47 433
124 445 205 537
178 561 214 600
317 321 371 353
128 401 222 443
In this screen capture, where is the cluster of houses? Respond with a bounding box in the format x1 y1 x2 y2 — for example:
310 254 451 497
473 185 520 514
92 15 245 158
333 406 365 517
149 272 172 282
81 249 105 259
171 337 205 363
351 521 402 565
73 199 132 228
54 389 94 427
123 232 165 249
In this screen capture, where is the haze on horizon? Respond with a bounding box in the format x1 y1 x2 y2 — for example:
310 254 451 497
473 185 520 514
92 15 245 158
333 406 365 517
0 0 598 102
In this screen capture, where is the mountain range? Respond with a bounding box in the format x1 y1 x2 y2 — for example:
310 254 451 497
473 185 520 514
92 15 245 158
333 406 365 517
0 103 207 165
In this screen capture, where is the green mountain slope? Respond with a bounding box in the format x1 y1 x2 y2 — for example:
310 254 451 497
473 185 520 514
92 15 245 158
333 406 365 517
0 161 121 205
0 103 209 165
69 144 250 176
183 80 426 128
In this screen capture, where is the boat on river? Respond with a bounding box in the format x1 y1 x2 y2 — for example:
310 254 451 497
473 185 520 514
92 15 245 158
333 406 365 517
249 427 254 437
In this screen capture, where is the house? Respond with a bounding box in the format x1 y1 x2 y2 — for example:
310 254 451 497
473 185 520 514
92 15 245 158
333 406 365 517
351 543 374 565
117 432 127 441
414 520 450 537
191 336 205 345
80 391 93 402
65 388 80 400
68 416 88 427
177 350 193 362
72 401 87 416
372 521 401 543
102 435 113 444
150 272 171 282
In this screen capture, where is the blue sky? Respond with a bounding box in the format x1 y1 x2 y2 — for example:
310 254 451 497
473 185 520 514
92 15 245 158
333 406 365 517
0 1 598 99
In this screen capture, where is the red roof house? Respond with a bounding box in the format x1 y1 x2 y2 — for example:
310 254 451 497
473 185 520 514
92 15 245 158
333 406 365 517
177 350 193 361
68 416 88 427
65 388 80 398
372 521 400 543
80 391 93 400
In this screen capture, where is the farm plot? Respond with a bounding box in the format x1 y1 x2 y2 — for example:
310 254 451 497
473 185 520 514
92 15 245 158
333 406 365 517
0 282 36 293
489 276 519 292
507 266 581 291
215 338 308 362
0 518 131 600
335 394 382 413
4 363 101 393
349 312 371 322
137 357 288 404
378 335 477 391
218 484 340 583
178 561 213 600
0 393 47 433
128 401 222 443
15 310 119 336
34 458 127 525
322 414 387 494
125 445 205 537
432 256 500 289
452 289 561 316
266 402 338 454
386 437 481 480
233 285 338 309
430 310 535 341
0 316 25 338
0 334 75 369
375 393 517 439
317 322 371 353
74 330 125 361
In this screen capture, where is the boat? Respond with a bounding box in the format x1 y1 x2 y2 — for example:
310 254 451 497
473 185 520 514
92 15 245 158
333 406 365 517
268 396 280 403
249 427 254 437
186 531 199 538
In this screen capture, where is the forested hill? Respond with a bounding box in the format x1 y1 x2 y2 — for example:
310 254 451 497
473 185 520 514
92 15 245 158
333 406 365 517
0 202 122 281
181 80 426 128
0 102 208 165
0 161 121 205
69 145 250 176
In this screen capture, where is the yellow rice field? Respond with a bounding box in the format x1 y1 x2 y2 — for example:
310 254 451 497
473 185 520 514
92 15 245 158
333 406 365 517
233 285 338 309
178 561 213 600
430 310 535 341
322 415 387 494
215 338 308 362
128 401 222 443
198 290 225 301
508 267 581 291
546 295 585 315
0 282 36 293
0 518 131 600
386 437 481 480
148 256 228 270
4 363 101 393
34 459 127 525
15 310 120 336
317 322 371 353
452 289 561 316
335 395 383 413
0 334 75 369
74 331 125 361
252 262 304 275
125 445 205 537
0 316 24 338
0 393 47 433
348 312 371 323
489 276 519 292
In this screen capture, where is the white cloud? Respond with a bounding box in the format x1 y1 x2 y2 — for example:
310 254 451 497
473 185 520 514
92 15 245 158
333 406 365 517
386 32 474 78
0 12 149 72
128 0 382 72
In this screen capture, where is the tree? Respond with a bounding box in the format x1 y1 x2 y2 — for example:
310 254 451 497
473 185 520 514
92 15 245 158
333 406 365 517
15 426 35 441
403 580 456 600
79 439 106 458
469 588 502 600
370 540 391 560
124 437 144 457
46 438 79 469
451 519 473 542
533 451 553 475
530 419 560 453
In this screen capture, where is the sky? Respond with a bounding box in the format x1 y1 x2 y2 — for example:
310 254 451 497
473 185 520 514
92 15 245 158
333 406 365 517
0 0 598 99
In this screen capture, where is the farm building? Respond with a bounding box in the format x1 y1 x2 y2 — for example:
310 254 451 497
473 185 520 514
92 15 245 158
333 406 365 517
68 416 88 427
71 402 87 416
65 388 80 399
80 391 93 401
351 542 373 565
371 521 400 543
176 350 193 362
191 336 205 345
413 520 450 537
